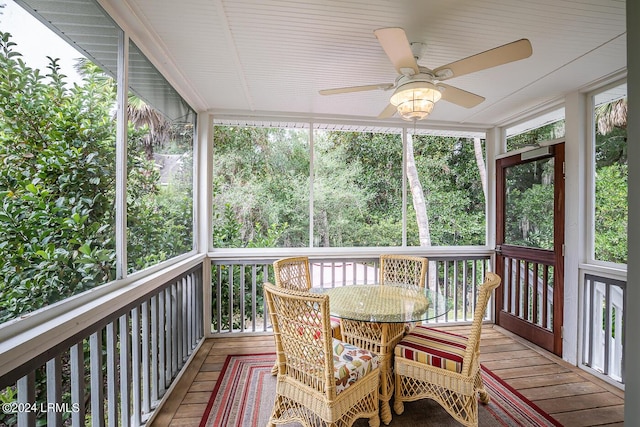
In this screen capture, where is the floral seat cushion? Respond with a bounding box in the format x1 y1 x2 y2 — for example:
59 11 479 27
394 326 467 373
332 338 379 394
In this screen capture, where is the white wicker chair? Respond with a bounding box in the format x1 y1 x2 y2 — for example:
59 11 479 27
264 283 381 427
393 272 501 427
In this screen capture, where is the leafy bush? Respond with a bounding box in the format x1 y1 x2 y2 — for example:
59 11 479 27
0 32 193 322
0 33 117 321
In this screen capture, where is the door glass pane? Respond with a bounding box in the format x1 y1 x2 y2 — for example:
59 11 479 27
504 158 554 249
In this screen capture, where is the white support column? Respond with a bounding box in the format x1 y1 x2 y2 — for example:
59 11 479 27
196 112 213 253
563 90 587 365
625 0 639 420
485 127 500 250
309 123 315 247
402 127 407 247
115 30 129 279
197 112 213 337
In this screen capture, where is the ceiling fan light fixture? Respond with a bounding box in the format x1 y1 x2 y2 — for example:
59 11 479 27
390 81 442 121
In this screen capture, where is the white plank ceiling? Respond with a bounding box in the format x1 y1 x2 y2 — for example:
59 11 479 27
105 0 626 128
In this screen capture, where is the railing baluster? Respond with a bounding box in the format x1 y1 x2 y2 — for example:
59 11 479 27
342 261 347 286
470 260 477 321
462 260 468 320
240 265 246 332
603 284 611 376
503 257 513 314
151 294 160 403
132 306 142 427
443 260 450 322
228 266 234 333
158 290 167 392
90 331 105 427
332 260 336 286
262 264 269 332
251 265 257 332
216 266 222 333
141 301 151 416
17 372 35 427
543 265 549 329
46 355 63 427
106 322 118 427
70 342 85 426
352 261 357 285
119 313 131 426
177 280 184 364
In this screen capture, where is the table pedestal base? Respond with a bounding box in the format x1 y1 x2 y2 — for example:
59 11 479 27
340 320 405 425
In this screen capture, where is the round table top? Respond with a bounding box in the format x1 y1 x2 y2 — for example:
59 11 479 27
312 284 450 323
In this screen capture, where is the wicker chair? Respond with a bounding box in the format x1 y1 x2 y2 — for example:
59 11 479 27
380 254 428 332
273 256 313 291
393 272 501 427
379 254 428 290
264 283 381 427
270 257 342 375
273 256 342 338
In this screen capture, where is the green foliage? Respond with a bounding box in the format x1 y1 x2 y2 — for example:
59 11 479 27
410 135 486 246
212 126 306 247
0 32 194 322
594 99 627 264
0 32 117 321
503 158 555 249
595 163 627 264
212 127 488 248
507 120 565 150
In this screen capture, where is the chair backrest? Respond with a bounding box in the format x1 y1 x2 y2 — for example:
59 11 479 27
264 282 337 399
273 256 312 291
379 254 428 289
460 272 501 377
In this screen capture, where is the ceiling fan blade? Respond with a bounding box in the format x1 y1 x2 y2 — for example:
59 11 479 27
433 39 532 80
377 103 397 119
438 84 485 108
319 83 394 95
373 27 419 76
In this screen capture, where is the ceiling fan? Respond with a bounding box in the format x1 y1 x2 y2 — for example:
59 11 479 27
319 28 532 121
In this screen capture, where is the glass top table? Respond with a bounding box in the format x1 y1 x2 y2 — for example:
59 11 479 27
311 283 450 424
315 284 449 323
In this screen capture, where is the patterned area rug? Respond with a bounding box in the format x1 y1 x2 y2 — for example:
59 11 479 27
199 353 563 427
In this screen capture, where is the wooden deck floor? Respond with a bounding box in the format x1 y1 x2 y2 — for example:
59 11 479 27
149 325 624 427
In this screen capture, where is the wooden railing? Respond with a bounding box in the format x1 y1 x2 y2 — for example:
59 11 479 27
582 273 625 384
209 252 493 334
0 260 204 427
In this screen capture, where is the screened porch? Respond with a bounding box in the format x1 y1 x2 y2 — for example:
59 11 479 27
0 0 638 426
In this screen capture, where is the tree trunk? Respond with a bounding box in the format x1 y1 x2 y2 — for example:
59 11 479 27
406 134 431 246
474 137 487 201
406 134 438 289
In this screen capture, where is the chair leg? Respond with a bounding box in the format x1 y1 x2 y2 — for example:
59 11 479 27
369 415 381 427
393 374 405 415
270 362 278 376
475 370 490 404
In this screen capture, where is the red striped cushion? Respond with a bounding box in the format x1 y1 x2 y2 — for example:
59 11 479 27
394 326 468 373
329 316 341 328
